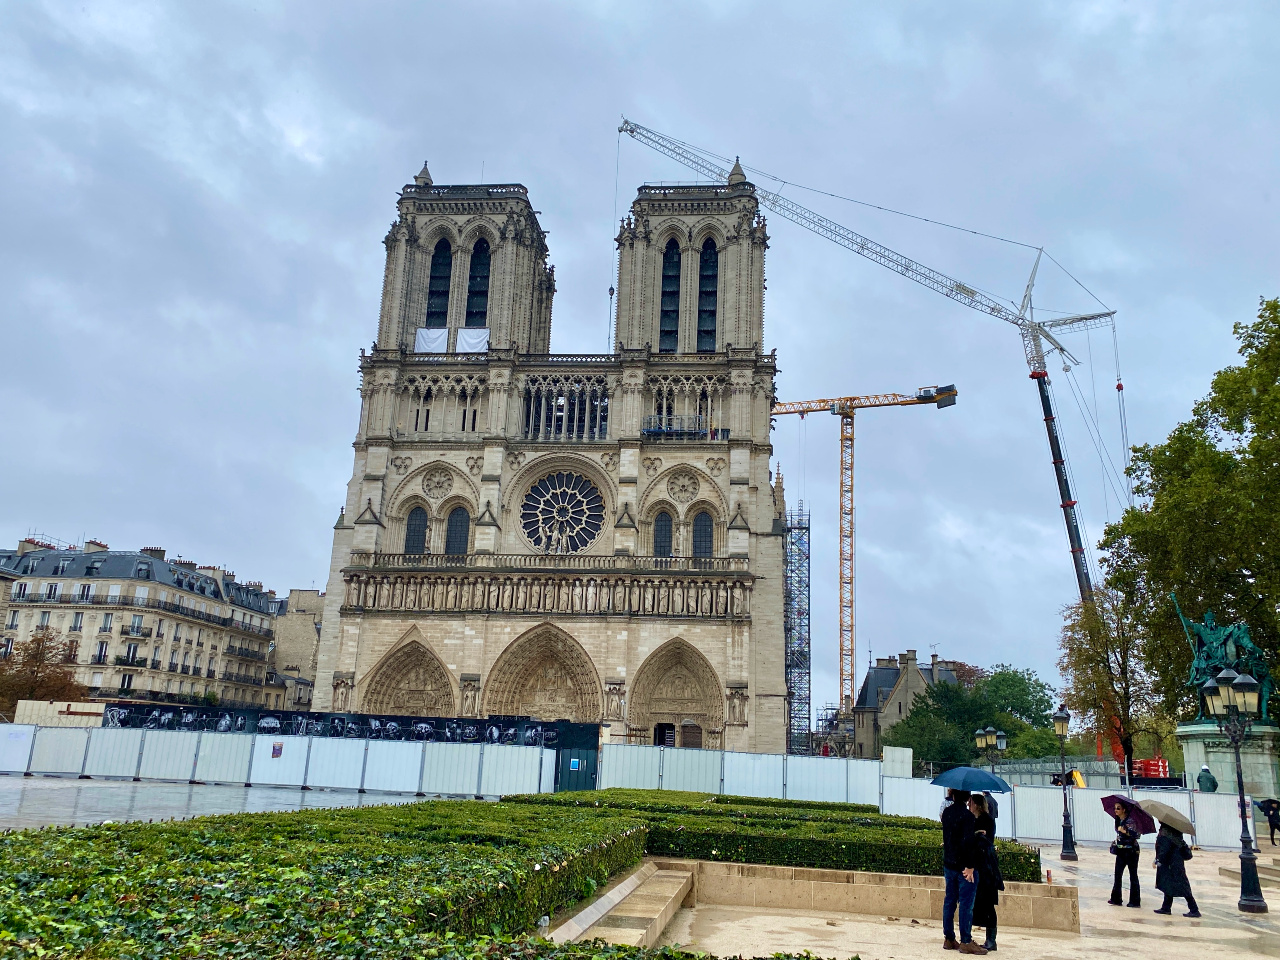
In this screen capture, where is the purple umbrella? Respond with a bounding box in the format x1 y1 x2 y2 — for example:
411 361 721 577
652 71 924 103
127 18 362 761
1101 794 1156 834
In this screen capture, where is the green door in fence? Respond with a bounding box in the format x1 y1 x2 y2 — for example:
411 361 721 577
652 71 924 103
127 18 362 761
556 749 597 792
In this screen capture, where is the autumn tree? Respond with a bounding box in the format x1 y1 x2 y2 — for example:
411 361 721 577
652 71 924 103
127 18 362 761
1058 587 1158 775
0 629 88 719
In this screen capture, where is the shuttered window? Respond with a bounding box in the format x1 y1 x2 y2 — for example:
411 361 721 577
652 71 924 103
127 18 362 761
659 239 680 353
697 238 717 352
425 240 452 327
465 238 490 327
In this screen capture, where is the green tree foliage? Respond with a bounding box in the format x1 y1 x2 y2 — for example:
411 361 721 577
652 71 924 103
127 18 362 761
1100 297 1280 718
882 665 1056 765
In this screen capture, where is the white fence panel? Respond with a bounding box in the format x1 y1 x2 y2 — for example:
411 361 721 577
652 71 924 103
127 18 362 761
481 744 543 796
787 756 847 802
139 730 199 781
249 735 309 787
1192 791 1256 848
1071 787 1122 843
0 725 36 773
84 728 143 778
880 776 945 821
723 750 784 798
848 759 881 806
993 796 1015 838
420 743 481 795
29 727 89 775
540 748 557 793
1012 785 1068 842
599 744 661 790
194 733 253 784
661 747 721 793
305 738 365 790
363 740 424 793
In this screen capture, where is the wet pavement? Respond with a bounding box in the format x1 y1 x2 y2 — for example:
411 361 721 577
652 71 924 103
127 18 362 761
0 773 425 829
662 842 1280 959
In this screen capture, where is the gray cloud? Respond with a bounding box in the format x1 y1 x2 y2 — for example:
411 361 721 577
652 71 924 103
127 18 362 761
2 1 1276 714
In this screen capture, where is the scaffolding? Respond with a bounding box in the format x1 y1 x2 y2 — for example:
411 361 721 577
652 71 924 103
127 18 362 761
784 503 812 755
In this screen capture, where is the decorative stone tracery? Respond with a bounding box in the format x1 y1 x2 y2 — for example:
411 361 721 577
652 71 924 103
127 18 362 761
360 635 456 716
481 625 603 722
628 638 724 745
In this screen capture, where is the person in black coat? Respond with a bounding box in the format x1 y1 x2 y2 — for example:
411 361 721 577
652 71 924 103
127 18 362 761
967 793 1004 951
1152 823 1199 918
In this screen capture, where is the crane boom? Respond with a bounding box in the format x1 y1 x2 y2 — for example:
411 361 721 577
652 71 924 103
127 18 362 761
618 119 1114 373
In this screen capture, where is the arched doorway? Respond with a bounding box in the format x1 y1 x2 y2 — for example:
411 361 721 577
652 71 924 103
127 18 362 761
481 625 603 722
629 638 724 748
360 633 456 716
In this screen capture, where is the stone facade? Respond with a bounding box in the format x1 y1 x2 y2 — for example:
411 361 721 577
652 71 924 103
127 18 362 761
0 540 281 709
313 163 787 752
843 651 957 758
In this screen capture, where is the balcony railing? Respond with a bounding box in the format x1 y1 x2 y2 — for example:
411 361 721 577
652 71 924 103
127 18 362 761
150 659 161 670
180 664 191 675
113 655 149 667
8 593 273 638
220 671 264 686
347 551 750 574
641 415 729 441
119 625 153 638
206 667 216 678
225 645 266 662
167 663 178 672
90 654 109 665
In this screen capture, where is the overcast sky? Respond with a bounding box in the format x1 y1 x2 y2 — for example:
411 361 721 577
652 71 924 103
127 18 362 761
2 2 1276 716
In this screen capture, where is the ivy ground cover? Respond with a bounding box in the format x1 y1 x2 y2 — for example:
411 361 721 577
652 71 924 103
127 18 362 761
0 800 646 959
506 789 1041 883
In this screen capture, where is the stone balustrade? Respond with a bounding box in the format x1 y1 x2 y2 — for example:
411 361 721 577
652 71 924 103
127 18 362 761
349 551 750 574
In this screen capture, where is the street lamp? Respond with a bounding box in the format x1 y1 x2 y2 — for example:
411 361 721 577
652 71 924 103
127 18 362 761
1052 705 1078 861
1202 667 1268 914
974 725 1007 772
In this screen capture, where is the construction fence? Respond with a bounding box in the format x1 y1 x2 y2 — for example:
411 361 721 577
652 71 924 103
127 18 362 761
0 727 1255 850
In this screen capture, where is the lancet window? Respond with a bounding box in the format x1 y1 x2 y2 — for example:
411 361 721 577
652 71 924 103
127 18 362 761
692 511 714 558
425 240 452 327
466 238 491 327
521 375 610 441
697 238 717 352
653 512 673 558
659 238 680 353
445 507 470 555
404 507 428 555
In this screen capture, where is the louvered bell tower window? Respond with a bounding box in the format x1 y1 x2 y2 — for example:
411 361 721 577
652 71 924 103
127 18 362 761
465 238 491 327
659 238 680 353
697 238 717 352
425 240 451 327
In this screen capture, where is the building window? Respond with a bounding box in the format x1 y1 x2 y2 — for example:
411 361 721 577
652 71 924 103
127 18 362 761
404 506 429 555
465 238 490 327
653 512 673 558
96 640 109 660
6 610 19 630
444 507 470 556
131 614 144 633
697 238 717 352
12 582 27 600
125 642 139 661
135 562 151 580
38 610 51 627
425 239 452 327
44 582 59 600
659 238 680 353
692 511 713 558
100 613 113 632
79 583 92 600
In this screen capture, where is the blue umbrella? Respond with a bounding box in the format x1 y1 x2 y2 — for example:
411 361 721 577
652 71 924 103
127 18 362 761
930 766 1012 793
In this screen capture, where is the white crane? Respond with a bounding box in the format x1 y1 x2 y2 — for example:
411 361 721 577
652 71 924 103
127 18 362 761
619 118 1116 605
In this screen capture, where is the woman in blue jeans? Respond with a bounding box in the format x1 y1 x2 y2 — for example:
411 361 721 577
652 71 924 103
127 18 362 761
941 788 986 955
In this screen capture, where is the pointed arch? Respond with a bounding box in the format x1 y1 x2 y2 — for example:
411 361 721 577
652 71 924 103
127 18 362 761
466 237 491 327
659 238 681 353
482 624 603 722
425 239 452 328
697 237 718 352
360 630 456 716
629 638 723 744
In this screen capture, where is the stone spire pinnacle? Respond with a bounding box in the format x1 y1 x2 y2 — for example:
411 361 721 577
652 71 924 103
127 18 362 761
727 157 746 185
414 161 433 186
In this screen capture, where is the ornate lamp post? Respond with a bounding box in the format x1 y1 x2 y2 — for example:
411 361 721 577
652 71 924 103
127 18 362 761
1052 705 1078 861
1202 667 1268 914
974 725 1007 772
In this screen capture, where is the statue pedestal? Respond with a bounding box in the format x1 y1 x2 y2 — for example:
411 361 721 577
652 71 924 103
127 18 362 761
1176 720 1279 806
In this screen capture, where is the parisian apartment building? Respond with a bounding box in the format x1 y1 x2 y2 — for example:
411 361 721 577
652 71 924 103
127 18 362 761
0 539 291 710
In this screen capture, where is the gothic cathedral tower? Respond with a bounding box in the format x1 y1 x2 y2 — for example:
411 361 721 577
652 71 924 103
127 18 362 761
313 161 787 753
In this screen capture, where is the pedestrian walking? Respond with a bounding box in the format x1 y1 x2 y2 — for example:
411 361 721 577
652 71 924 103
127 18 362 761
1109 800 1142 907
1195 765 1218 793
1152 823 1199 918
941 788 986 955
1259 800 1280 846
968 793 1004 951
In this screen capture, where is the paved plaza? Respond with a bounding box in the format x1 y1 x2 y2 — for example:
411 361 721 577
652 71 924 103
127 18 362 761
0 773 422 829
661 843 1280 959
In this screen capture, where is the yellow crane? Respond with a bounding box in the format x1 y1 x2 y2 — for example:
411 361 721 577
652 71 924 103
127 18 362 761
772 385 957 712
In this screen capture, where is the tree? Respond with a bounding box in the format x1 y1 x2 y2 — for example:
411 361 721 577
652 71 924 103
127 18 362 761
1057 587 1157 775
0 629 88 719
984 664 1054 728
1100 297 1280 718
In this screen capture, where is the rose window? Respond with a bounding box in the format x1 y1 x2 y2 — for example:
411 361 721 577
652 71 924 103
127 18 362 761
521 471 605 554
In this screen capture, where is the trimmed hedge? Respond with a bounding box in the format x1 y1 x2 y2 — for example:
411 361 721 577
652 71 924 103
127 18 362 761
0 801 647 959
506 789 1040 884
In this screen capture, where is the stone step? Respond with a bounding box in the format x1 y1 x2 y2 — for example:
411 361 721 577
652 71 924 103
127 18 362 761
1219 866 1280 889
576 868 694 947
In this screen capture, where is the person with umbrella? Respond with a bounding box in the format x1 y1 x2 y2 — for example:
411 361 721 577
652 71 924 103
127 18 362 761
967 792 1004 951
1140 800 1200 918
1104 795 1153 907
931 767 1010 955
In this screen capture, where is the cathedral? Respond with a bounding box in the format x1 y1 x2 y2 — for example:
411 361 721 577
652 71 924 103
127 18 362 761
313 159 787 753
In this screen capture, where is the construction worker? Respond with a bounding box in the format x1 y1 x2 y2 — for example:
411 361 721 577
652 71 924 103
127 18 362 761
1196 765 1218 793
